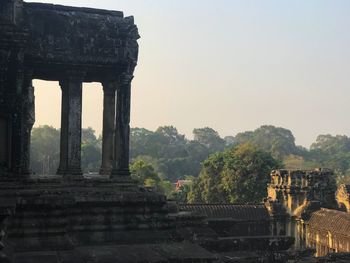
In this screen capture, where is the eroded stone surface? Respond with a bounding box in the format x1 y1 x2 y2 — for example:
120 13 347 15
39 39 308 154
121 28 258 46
267 169 350 258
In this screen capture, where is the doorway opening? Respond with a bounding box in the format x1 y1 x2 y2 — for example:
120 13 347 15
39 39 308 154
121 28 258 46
30 80 61 175
81 82 103 174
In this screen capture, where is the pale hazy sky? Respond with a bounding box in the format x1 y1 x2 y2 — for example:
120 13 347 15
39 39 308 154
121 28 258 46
28 0 350 147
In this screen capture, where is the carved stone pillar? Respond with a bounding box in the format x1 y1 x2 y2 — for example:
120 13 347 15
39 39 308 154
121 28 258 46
0 50 10 173
111 74 133 179
57 72 84 177
10 48 25 176
99 81 116 175
0 116 8 173
20 72 35 175
0 50 8 104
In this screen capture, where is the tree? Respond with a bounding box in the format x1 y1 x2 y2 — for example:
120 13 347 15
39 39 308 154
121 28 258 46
81 143 101 172
193 127 225 152
187 143 282 203
183 140 210 177
31 125 60 175
130 160 160 184
31 126 102 174
224 136 235 147
130 160 175 198
130 126 209 182
309 134 350 184
310 134 350 156
130 126 187 160
82 127 98 145
155 126 185 145
130 128 155 159
154 126 187 159
81 127 101 173
234 125 298 159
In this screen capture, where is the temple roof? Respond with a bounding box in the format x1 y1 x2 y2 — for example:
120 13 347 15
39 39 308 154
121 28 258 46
307 208 350 235
179 204 270 221
0 0 139 82
25 2 124 17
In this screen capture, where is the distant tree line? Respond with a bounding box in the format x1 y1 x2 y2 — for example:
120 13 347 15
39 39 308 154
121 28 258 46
30 124 350 202
129 126 228 182
31 126 102 175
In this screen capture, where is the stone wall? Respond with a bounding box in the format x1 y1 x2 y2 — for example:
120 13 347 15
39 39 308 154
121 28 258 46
336 184 350 212
267 169 350 258
268 169 338 247
267 169 337 217
306 209 350 257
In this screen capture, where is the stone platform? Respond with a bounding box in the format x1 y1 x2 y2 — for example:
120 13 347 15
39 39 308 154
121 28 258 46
11 243 216 263
0 176 217 263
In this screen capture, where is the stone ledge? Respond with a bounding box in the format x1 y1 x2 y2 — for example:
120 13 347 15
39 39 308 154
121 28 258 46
11 242 217 263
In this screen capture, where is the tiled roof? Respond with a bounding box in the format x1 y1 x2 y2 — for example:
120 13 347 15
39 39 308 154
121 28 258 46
307 208 350 235
179 204 269 221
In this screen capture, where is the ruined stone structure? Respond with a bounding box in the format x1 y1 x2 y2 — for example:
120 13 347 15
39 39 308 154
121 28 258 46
336 184 350 212
179 204 293 252
306 208 350 256
267 169 350 258
3 1 350 262
181 204 272 237
0 0 137 178
0 1 220 262
267 169 337 217
178 203 350 262
0 1 311 262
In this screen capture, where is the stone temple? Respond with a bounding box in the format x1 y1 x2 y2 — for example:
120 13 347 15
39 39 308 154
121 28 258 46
0 0 137 178
0 1 218 262
2 1 350 263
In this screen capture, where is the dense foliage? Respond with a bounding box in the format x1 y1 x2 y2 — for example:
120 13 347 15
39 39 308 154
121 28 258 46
187 144 281 203
31 126 102 175
130 160 173 196
30 124 350 202
31 125 60 175
130 126 226 182
234 125 300 159
309 135 350 184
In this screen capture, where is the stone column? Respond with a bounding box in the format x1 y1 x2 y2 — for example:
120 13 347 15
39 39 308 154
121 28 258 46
57 71 84 177
10 49 25 177
20 72 35 175
0 50 10 173
99 81 116 175
111 74 133 179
